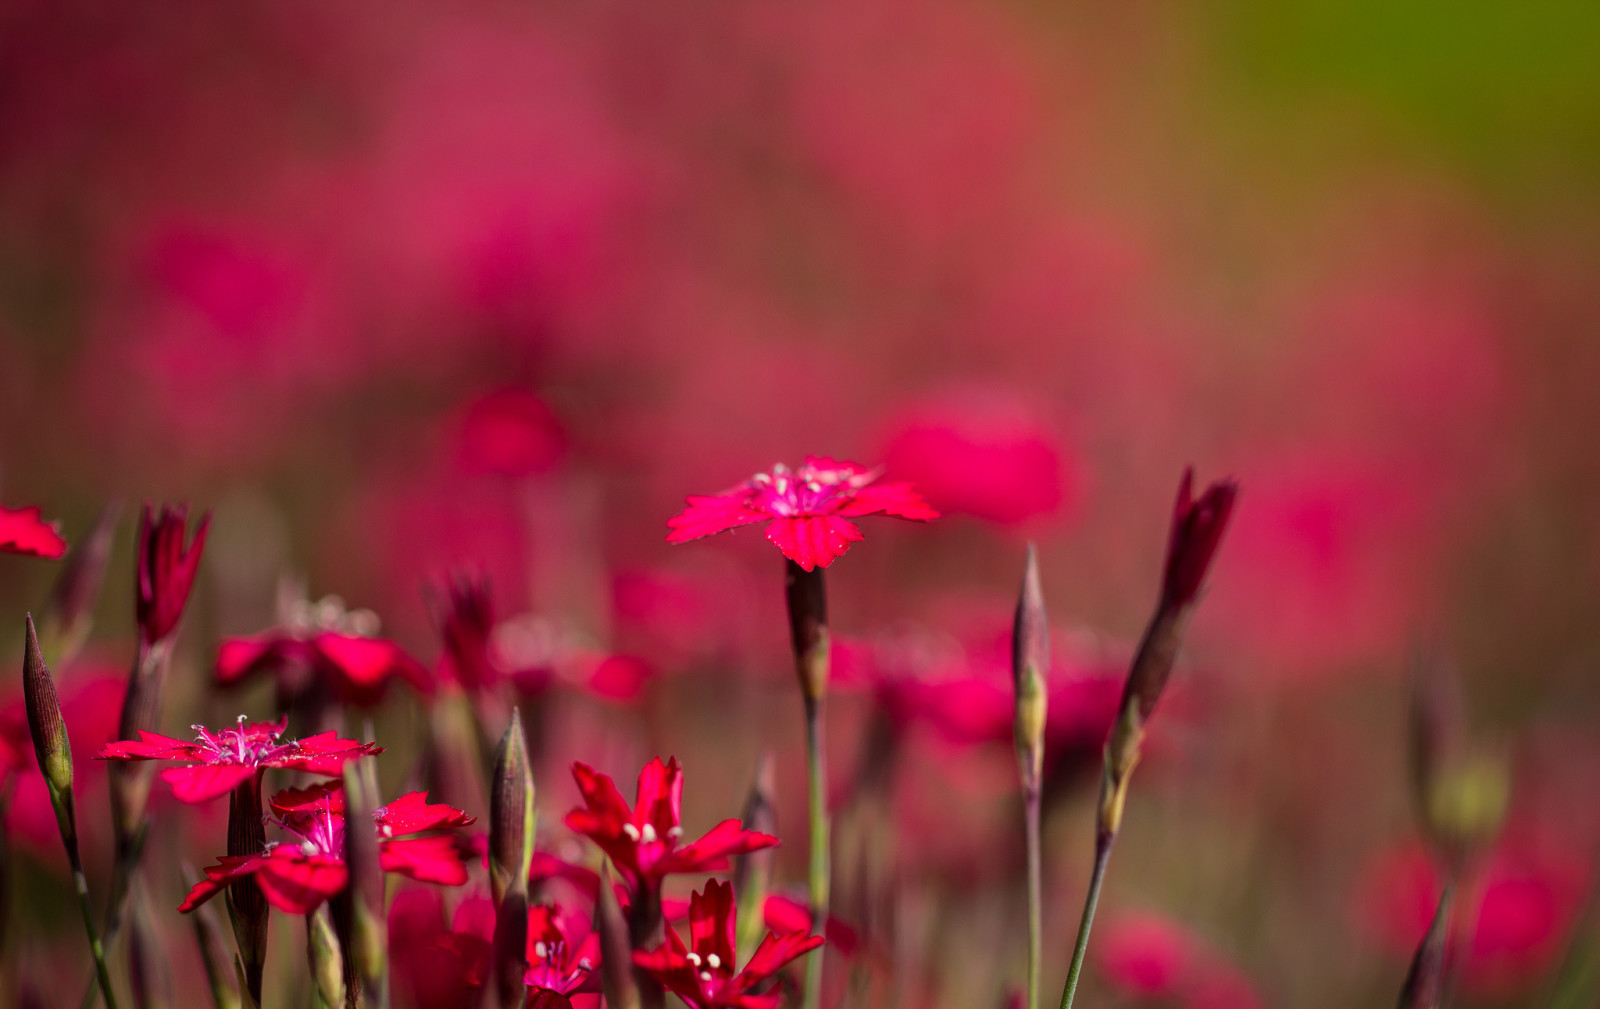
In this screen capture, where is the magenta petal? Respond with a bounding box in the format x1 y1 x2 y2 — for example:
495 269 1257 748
838 481 940 521
380 836 472 886
666 493 768 544
376 791 476 834
764 516 863 570
0 505 67 559
256 851 348 914
160 762 256 804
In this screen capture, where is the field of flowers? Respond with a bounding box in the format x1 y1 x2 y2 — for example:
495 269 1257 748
1 1 1598 1008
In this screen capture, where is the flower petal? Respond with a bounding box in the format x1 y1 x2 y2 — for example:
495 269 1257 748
657 820 779 878
0 505 67 559
634 756 682 837
738 929 824 986
257 850 348 914
98 730 202 762
160 762 256 804
381 835 473 886
837 481 940 521
764 516 863 571
665 493 767 544
376 791 476 835
179 853 272 913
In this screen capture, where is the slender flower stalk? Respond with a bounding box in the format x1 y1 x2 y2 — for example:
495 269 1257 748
23 614 120 1009
343 764 388 1009
596 863 642 1009
1059 469 1236 1009
787 559 831 1009
490 708 537 1008
226 773 269 1007
184 863 242 1009
731 751 778 963
37 502 120 669
1012 545 1049 1009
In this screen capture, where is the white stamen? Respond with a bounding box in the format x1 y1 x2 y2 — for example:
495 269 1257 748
640 823 658 844
699 971 712 982
622 823 641 842
534 942 548 959
301 841 317 855
686 952 702 967
667 826 683 840
706 953 721 969
578 958 593 969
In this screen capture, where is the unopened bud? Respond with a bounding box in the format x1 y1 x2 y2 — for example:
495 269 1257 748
490 707 536 906
38 502 120 668
22 615 73 817
1012 544 1049 792
306 904 345 1009
785 560 829 703
1160 468 1237 612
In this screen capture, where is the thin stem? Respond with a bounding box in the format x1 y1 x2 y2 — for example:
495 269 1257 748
1058 836 1113 1009
1024 787 1043 1009
804 693 830 1009
67 832 121 1009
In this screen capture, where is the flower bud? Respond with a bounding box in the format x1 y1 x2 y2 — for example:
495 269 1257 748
306 904 345 1009
1012 543 1049 793
343 764 387 1007
22 615 72 820
1398 887 1452 1009
135 502 211 647
1160 468 1237 613
490 707 536 905
225 774 268 1007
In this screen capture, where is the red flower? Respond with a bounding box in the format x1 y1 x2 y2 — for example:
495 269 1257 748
98 715 381 803
564 758 778 892
524 904 601 995
136 503 211 644
1161 468 1237 611
667 457 937 571
216 594 429 704
634 879 822 1009
0 505 67 559
179 782 476 915
430 574 499 693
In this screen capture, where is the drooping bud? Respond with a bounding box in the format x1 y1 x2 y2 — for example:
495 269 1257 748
1397 888 1452 1009
134 502 211 646
733 751 778 961
491 708 536 1008
306 904 345 1009
1012 543 1049 795
37 502 120 668
225 774 269 1007
785 560 829 703
22 615 73 825
596 863 641 1009
343 764 387 1008
185 862 242 1009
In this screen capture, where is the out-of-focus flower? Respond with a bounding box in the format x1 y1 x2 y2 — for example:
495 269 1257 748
881 392 1075 526
634 878 822 1009
524 903 601 995
135 503 211 645
390 886 495 1009
179 782 475 915
565 758 778 893
430 574 499 693
0 505 67 559
1095 912 1262 1009
98 715 382 803
217 594 430 704
456 388 567 477
667 457 937 571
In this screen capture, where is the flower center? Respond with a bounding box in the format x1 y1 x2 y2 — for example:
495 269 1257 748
191 715 302 767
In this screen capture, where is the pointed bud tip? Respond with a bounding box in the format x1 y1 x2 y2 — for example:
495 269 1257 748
22 612 72 797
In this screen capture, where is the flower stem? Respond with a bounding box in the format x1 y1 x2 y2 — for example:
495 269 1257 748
804 693 830 1009
1058 836 1112 1009
1024 786 1043 1009
66 827 120 1009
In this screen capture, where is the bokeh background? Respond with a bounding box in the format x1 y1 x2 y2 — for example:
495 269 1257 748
2 1 1599 1007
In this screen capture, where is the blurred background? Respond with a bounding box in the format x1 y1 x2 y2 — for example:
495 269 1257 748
1 0 1598 1007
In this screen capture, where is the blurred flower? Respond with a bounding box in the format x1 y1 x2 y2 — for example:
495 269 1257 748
390 885 495 1009
456 388 567 477
180 781 476 915
880 391 1075 526
1095 912 1262 1009
667 456 937 571
98 715 382 803
135 503 211 645
565 758 778 893
0 505 67 559
430 573 499 693
633 878 822 1009
524 903 601 995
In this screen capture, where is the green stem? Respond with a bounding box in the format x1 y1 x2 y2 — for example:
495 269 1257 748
67 833 120 1009
804 693 830 1009
1024 786 1043 1009
1058 836 1113 1009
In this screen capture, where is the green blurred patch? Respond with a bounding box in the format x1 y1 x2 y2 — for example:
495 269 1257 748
1207 0 1600 179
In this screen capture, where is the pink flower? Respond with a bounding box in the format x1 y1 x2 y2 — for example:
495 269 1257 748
0 505 67 559
431 574 499 693
667 457 937 571
634 878 822 1009
180 782 475 915
1095 912 1262 1009
216 595 430 705
524 904 602 995
565 758 778 893
135 503 211 645
455 388 566 477
98 715 382 804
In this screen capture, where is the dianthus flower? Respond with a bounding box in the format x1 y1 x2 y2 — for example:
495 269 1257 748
217 594 429 705
180 781 475 915
666 457 937 571
565 758 778 893
524 903 601 996
0 505 67 559
135 503 210 645
634 878 822 1009
98 715 382 803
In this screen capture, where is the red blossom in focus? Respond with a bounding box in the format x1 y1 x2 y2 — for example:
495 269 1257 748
180 781 475 915
98 715 382 803
635 878 822 1009
565 758 778 893
136 503 211 644
0 505 68 559
667 457 937 571
524 903 602 995
1162 468 1238 610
